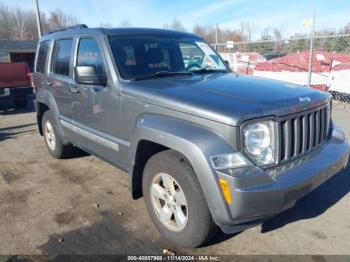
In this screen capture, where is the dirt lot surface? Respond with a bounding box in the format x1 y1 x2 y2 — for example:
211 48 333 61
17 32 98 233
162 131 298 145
0 98 349 255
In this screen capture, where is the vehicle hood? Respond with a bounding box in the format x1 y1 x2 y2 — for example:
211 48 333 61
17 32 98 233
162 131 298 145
122 73 331 126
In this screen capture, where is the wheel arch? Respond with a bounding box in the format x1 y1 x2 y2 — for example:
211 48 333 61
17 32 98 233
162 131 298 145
35 88 69 144
36 101 49 135
128 114 234 226
131 140 169 199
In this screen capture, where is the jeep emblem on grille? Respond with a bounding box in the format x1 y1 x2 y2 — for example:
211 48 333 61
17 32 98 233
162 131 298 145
299 96 311 103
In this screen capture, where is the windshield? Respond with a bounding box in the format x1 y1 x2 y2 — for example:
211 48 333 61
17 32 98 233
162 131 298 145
108 34 228 80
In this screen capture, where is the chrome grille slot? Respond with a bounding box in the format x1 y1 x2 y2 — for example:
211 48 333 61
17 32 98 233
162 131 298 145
278 104 330 163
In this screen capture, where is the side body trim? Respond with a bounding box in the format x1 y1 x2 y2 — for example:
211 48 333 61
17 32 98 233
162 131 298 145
59 116 130 152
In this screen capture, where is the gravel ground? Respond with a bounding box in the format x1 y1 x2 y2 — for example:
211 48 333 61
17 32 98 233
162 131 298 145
0 98 349 255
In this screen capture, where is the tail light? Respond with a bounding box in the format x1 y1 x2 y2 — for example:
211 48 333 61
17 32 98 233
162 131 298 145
25 64 34 88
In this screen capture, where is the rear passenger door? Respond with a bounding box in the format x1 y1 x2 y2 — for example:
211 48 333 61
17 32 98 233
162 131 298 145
48 38 74 121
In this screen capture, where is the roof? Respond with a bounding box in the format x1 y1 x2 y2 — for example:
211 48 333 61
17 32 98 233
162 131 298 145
104 27 199 38
255 50 350 72
0 40 37 53
42 27 200 40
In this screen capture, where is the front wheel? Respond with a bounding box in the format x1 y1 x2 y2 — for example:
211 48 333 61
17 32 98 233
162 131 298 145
142 150 217 248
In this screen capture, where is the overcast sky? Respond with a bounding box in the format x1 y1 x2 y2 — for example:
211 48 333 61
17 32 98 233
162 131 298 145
2 0 350 38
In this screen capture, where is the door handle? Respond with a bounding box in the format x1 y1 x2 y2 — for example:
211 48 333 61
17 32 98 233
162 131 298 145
69 87 80 93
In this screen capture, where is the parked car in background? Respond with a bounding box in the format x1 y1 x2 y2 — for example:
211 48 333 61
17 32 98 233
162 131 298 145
262 52 287 60
33 25 349 248
0 51 33 108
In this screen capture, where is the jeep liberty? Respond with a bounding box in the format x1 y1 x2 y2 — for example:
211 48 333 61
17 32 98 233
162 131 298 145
33 25 350 248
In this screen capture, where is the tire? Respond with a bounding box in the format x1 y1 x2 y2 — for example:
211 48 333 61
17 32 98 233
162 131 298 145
13 99 27 109
142 150 217 248
42 111 73 159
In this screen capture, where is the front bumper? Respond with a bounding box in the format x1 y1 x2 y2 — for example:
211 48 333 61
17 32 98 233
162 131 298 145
215 129 349 234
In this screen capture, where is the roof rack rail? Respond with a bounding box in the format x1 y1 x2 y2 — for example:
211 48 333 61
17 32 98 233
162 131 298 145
45 24 88 35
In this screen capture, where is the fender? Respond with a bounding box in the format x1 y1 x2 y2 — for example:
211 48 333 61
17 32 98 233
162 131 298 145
128 114 235 226
35 88 70 145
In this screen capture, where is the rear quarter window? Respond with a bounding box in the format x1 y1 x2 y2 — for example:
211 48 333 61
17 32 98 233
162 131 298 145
52 39 73 76
35 41 50 73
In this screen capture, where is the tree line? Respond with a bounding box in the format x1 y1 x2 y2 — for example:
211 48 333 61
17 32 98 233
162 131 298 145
164 19 350 54
1 3 349 54
0 3 78 40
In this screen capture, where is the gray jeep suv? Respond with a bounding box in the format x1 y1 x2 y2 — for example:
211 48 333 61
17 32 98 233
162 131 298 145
33 25 350 248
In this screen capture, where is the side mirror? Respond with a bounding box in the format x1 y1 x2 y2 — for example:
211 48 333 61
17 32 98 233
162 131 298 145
224 60 230 68
74 66 106 86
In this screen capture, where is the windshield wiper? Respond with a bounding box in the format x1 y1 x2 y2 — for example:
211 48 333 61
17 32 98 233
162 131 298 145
191 68 228 74
133 71 193 81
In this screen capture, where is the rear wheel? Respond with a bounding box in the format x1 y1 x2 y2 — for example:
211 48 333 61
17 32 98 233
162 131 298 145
142 150 217 248
42 111 73 159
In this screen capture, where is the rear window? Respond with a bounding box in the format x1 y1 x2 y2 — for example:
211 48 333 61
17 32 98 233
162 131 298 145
0 52 11 63
52 39 73 76
35 41 50 73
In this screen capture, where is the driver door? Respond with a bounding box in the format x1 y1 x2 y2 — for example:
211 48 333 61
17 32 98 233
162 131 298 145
70 37 124 166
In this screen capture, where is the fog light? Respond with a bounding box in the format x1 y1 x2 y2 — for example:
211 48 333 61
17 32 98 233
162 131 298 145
333 125 347 142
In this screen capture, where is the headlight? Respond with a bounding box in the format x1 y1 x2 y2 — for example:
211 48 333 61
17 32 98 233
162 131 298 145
243 120 276 166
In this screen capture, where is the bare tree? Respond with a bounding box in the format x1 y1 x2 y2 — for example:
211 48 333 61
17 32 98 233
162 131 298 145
12 9 27 40
205 27 217 43
163 19 186 32
193 25 244 44
260 27 272 40
224 29 244 42
1 2 348 43
239 22 255 42
12 8 38 40
0 3 13 39
46 9 79 32
273 28 283 41
0 4 79 39
40 12 51 34
193 25 207 38
192 25 217 43
344 23 350 34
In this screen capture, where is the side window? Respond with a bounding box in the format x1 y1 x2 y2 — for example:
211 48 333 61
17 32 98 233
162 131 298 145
52 39 73 76
35 41 50 73
179 42 204 68
77 38 106 77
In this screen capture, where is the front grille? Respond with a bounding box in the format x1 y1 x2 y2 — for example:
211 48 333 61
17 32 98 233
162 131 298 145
278 103 331 162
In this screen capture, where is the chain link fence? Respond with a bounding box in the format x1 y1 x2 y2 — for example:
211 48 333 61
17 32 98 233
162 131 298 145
213 34 350 103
